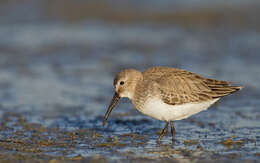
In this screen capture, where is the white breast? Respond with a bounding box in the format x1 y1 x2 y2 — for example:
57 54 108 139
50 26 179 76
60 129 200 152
137 98 219 121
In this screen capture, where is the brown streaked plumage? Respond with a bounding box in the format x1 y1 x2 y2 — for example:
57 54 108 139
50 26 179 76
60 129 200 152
103 67 243 143
142 67 241 105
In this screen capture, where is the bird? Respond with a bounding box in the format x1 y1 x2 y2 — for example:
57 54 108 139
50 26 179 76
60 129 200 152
103 66 242 143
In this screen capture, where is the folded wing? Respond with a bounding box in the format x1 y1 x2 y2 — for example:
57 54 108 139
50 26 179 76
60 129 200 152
154 70 242 105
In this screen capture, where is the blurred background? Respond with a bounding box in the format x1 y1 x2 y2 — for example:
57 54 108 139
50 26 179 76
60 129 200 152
0 0 259 162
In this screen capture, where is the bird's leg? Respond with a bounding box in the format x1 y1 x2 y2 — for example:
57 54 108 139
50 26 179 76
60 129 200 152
157 122 169 143
170 121 175 143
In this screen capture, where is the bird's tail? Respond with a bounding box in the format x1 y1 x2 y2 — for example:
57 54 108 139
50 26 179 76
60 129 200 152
204 78 243 98
211 85 243 98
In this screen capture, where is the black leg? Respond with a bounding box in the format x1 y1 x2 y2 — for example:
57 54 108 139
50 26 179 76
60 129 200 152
157 122 169 143
170 121 175 143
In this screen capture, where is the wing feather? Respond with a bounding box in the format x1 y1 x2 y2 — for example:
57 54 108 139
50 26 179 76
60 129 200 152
146 67 242 105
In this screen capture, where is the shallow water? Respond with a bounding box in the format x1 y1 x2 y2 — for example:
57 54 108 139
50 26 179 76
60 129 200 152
0 0 260 162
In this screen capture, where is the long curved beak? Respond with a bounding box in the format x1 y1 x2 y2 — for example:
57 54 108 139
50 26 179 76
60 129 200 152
103 92 120 126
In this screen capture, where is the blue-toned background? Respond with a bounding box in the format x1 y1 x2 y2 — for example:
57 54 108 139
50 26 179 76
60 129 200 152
0 0 259 162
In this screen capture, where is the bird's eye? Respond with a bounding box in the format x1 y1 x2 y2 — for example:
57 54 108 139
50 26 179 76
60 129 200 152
120 81 125 85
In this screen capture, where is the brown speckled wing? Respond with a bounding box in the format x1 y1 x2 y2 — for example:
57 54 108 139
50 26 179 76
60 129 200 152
146 67 242 105
143 67 183 81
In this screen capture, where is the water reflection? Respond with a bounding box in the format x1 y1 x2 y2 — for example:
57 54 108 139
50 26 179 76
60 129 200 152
0 0 259 162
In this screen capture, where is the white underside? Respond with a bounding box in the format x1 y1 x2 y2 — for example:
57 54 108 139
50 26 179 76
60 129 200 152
137 98 219 121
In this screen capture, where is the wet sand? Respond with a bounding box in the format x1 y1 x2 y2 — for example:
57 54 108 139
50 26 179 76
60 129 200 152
0 0 260 162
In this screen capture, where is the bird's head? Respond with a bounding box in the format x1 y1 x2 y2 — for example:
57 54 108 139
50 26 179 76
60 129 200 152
103 69 143 126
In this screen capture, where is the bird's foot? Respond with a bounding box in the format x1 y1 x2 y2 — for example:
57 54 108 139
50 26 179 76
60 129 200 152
156 122 169 144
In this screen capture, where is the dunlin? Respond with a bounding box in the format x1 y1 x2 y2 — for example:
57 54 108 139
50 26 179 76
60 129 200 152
103 67 242 143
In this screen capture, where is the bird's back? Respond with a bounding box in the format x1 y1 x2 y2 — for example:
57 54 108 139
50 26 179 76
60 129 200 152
142 67 242 105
